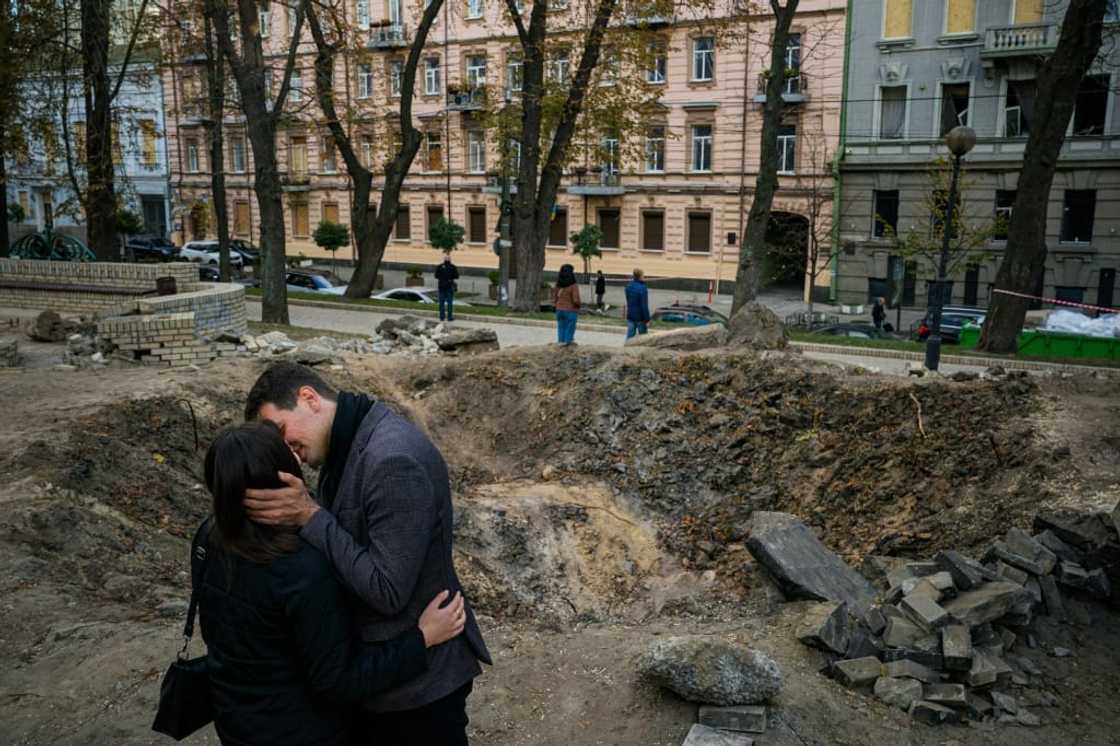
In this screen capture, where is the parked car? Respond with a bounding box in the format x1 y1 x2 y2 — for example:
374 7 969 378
813 323 888 339
285 270 347 295
198 265 221 281
911 306 987 343
229 239 259 265
180 240 245 267
126 235 179 262
651 303 729 326
372 288 473 307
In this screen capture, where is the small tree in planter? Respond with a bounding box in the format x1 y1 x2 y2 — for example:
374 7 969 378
429 217 465 256
405 265 426 287
116 207 145 260
487 269 501 301
313 220 350 272
570 224 602 286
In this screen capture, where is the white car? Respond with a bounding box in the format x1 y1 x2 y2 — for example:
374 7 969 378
372 287 472 307
180 240 245 267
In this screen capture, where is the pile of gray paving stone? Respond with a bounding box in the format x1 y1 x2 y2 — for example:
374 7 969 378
745 506 1119 731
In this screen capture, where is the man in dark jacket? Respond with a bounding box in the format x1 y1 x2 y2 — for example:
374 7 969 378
242 363 490 745
434 255 459 322
594 270 606 310
624 268 651 339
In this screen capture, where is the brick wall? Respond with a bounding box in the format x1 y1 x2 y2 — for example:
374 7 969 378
97 311 243 368
0 259 199 313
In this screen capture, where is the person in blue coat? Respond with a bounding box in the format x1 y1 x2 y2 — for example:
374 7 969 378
624 268 651 339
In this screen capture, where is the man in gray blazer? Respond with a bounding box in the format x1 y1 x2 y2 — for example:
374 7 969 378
242 362 490 745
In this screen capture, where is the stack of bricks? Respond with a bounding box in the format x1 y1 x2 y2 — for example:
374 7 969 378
97 311 242 367
0 259 198 313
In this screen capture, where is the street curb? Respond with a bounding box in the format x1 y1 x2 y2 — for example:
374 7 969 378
249 296 628 334
792 341 1118 375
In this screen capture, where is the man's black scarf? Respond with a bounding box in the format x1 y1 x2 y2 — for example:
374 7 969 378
317 391 374 509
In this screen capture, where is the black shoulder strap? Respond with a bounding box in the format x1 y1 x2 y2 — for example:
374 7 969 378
182 517 214 650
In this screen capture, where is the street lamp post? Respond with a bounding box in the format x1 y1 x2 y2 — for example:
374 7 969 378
924 125 976 372
496 90 513 307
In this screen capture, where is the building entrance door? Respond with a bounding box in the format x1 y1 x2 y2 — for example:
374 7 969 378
142 195 168 237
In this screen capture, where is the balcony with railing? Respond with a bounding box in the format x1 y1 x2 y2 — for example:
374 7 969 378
567 168 624 196
368 23 409 49
281 170 311 190
982 23 1058 59
753 71 808 104
447 87 486 112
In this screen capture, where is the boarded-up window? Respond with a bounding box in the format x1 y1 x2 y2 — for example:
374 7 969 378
395 205 411 239
290 136 308 176
468 206 486 243
111 121 123 164
1014 0 1042 24
598 208 620 249
883 0 912 38
641 210 664 251
687 212 711 253
322 203 340 224
234 201 251 235
426 132 442 171
548 207 568 247
945 0 975 33
140 120 158 166
426 205 444 243
292 202 309 237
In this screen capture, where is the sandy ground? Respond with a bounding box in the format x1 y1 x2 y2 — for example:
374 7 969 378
1 341 1118 746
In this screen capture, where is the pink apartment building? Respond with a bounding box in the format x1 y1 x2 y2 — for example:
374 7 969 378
163 0 844 292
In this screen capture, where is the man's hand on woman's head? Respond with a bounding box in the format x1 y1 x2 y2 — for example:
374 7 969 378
244 471 320 527
418 591 466 648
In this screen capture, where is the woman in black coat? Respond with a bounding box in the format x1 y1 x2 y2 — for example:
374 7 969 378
198 421 466 746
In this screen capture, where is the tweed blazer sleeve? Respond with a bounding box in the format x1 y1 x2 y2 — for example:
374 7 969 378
301 453 439 616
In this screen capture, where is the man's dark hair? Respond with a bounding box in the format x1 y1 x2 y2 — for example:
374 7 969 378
245 362 337 420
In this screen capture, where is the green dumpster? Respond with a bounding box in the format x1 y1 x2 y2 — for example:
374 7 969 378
958 322 1120 361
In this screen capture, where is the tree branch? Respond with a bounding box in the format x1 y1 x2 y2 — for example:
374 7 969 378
271 4 306 121
503 0 529 45
110 0 152 103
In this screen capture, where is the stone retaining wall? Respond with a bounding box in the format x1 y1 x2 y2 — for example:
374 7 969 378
108 283 248 338
0 259 198 313
97 311 242 368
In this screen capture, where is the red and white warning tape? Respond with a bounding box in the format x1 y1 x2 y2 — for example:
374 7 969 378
992 288 1117 314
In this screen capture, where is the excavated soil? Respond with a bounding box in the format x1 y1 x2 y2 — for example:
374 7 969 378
1 345 1118 745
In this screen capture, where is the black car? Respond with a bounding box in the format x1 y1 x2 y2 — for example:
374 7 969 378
198 265 221 281
126 235 179 262
912 306 986 343
813 323 887 339
651 303 730 326
230 239 260 265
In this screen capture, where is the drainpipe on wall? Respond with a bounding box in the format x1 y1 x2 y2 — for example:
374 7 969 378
829 0 853 303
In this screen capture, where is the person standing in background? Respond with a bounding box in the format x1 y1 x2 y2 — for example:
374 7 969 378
594 271 606 311
554 264 581 346
625 269 651 339
434 255 459 322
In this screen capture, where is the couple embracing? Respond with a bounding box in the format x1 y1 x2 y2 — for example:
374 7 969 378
193 362 489 745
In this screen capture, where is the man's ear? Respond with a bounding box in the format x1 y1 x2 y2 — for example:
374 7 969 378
299 385 321 412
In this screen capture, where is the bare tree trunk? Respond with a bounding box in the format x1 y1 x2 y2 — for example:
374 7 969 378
979 0 1107 353
0 134 9 255
302 0 442 300
507 0 617 312
732 0 799 314
203 11 231 281
81 0 117 259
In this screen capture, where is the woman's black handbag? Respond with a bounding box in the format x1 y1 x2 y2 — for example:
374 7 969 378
152 518 214 740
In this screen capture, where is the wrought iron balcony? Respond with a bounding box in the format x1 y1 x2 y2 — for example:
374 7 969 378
447 88 485 112
752 71 808 104
281 171 311 190
982 23 1058 59
368 23 409 49
568 169 624 196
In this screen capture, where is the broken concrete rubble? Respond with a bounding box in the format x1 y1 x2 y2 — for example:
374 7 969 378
681 724 753 746
746 512 877 614
831 656 881 688
873 676 923 710
697 705 766 734
942 582 1031 627
795 602 850 655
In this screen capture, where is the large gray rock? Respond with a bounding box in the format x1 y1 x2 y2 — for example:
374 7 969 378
435 327 500 354
293 343 337 366
625 324 727 351
795 601 850 655
637 637 782 706
745 511 877 614
27 310 74 342
726 303 788 350
874 676 923 710
377 315 437 340
942 581 1031 627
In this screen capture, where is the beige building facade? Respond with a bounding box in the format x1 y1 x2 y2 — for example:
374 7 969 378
164 0 845 290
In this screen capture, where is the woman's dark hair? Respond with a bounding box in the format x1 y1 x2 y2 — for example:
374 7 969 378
204 421 302 563
557 264 577 288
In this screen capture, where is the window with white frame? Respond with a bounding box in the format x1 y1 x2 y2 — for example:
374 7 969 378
601 135 619 174
357 64 373 99
186 139 200 172
600 51 620 86
645 126 665 172
777 124 796 173
320 134 337 173
691 124 712 171
784 33 801 94
510 139 521 173
389 0 402 25
231 136 246 172
259 5 271 37
940 83 970 135
425 58 441 96
467 0 483 18
357 0 370 28
1004 79 1035 137
287 6 297 33
549 50 570 84
360 135 373 169
507 53 523 92
549 0 568 8
390 60 403 97
647 42 667 84
467 55 487 89
468 130 486 173
290 69 303 103
692 37 714 81
879 85 907 139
